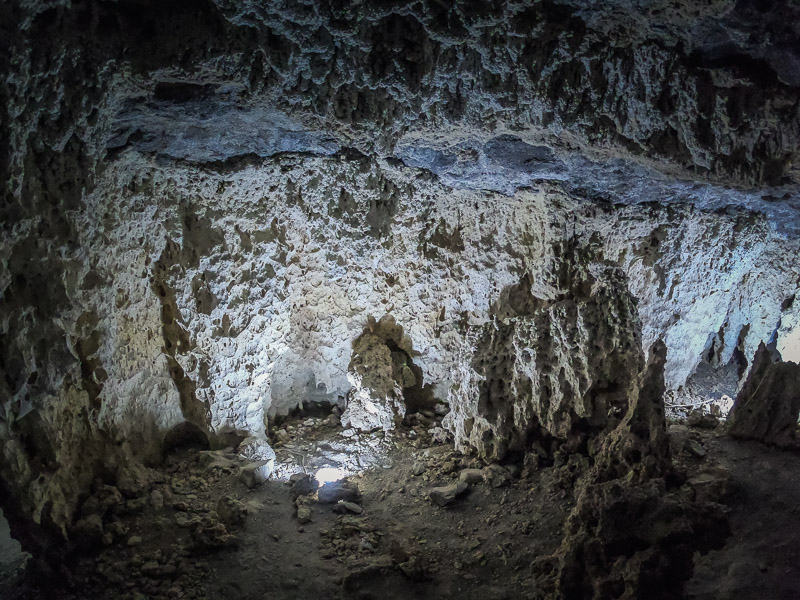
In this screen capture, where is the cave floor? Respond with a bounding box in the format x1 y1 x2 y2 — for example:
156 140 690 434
4 415 800 600
680 426 800 600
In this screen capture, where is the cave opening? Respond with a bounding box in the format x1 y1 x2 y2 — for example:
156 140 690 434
3 0 800 599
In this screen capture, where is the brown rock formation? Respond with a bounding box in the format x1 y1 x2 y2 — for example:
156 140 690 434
445 241 645 460
539 341 730 600
727 342 800 448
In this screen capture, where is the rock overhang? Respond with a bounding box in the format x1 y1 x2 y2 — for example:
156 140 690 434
105 86 800 236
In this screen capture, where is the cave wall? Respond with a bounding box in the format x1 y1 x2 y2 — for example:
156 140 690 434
4 148 798 537
2 0 800 541
73 152 800 440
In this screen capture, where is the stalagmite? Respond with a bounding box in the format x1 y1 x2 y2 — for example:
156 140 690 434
727 343 800 448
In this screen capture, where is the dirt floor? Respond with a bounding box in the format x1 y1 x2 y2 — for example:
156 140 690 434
679 425 800 600
2 409 799 600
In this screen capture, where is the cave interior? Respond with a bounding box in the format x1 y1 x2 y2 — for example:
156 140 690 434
2 1 800 599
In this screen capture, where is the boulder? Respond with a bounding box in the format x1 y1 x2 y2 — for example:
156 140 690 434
296 504 312 524
341 316 422 431
458 469 484 485
197 450 238 472
482 464 512 488
116 461 156 498
238 461 272 489
317 480 361 504
428 482 469 507
683 438 707 458
290 473 319 499
216 496 247 529
687 410 720 430
237 436 277 463
333 501 363 515
190 516 236 550
688 469 736 504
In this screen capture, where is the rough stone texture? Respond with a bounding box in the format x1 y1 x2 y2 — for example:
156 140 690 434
2 147 799 544
341 315 423 431
110 0 800 187
443 242 644 460
2 0 800 550
538 341 730 600
726 342 800 448
594 205 799 389
428 481 470 507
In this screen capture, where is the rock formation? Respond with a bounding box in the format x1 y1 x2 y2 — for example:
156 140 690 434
727 342 800 448
1 0 799 574
538 341 729 599
341 315 423 431
444 239 644 460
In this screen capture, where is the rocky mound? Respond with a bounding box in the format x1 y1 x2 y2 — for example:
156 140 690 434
537 341 730 599
727 342 800 448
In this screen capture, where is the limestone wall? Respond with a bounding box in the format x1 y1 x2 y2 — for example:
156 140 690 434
2 0 800 542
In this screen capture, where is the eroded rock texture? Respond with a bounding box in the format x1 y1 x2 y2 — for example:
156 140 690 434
2 149 798 549
444 241 644 460
727 342 800 448
341 315 427 431
538 342 729 599
1 0 799 559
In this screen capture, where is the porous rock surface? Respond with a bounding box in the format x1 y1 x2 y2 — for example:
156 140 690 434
539 341 729 599
727 342 800 448
444 242 644 461
341 315 418 432
2 0 800 550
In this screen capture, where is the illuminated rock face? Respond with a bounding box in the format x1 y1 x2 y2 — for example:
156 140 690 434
1 0 800 539
5 151 796 536
341 316 417 432
444 248 646 461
